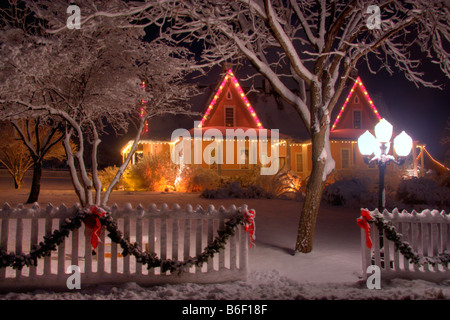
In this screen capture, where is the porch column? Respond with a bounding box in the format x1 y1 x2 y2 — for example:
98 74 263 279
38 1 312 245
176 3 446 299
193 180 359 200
286 139 291 171
412 140 419 177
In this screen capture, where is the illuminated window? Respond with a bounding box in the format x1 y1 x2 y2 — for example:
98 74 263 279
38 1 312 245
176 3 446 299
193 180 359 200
225 106 234 127
296 152 303 172
341 149 350 169
209 149 217 170
353 110 361 129
240 148 249 169
279 157 286 170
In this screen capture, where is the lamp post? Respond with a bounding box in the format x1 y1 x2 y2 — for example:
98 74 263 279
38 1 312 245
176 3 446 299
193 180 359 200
358 119 413 211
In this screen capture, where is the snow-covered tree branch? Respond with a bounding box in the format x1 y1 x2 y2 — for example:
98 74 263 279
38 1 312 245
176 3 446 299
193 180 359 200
0 5 199 207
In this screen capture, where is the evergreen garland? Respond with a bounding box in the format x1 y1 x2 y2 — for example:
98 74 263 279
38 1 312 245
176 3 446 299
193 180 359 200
0 211 86 270
370 211 450 268
0 208 248 274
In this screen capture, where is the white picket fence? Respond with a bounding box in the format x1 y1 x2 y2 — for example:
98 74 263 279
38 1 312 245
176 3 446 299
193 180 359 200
361 208 450 282
0 202 250 292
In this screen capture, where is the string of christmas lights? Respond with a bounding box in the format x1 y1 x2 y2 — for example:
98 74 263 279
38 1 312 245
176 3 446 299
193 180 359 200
141 81 149 133
416 146 449 172
198 69 264 129
331 77 382 131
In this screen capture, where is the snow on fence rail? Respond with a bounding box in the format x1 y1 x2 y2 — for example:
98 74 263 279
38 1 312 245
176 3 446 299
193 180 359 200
0 202 250 292
361 208 450 282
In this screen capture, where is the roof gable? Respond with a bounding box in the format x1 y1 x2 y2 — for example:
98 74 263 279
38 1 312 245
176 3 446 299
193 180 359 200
198 69 264 129
331 77 382 131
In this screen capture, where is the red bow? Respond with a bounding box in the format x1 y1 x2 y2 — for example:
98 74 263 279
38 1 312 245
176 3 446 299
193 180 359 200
357 209 373 249
244 209 256 248
84 206 106 253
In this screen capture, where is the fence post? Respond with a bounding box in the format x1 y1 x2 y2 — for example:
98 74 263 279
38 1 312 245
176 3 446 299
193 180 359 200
15 216 23 279
239 225 248 273
0 211 7 279
57 217 66 279
361 228 370 279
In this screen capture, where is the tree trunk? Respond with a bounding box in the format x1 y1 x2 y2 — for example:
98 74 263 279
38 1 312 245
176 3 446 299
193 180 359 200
13 175 21 189
26 161 42 204
295 133 327 253
101 118 145 206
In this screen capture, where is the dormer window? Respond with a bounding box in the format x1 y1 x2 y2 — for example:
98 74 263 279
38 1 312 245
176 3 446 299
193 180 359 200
353 110 361 129
225 106 234 127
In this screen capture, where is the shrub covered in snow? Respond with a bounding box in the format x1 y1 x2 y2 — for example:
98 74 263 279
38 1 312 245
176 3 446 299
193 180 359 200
124 154 177 191
177 167 221 192
98 166 128 191
199 168 304 200
436 171 450 189
256 169 303 200
201 181 275 199
396 177 450 210
322 178 376 207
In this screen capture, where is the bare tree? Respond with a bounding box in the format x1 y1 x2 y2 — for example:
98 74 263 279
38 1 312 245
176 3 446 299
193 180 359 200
0 121 33 189
10 117 69 203
0 2 199 207
21 0 450 253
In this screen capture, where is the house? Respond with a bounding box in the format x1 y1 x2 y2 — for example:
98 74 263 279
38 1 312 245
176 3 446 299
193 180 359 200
121 69 435 182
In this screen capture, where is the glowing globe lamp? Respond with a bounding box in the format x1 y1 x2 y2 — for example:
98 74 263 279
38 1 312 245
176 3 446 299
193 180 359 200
393 131 413 157
358 130 378 156
374 118 393 143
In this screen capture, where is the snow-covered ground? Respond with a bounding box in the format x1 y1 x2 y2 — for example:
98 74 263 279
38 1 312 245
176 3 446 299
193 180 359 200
0 175 449 300
2 270 449 300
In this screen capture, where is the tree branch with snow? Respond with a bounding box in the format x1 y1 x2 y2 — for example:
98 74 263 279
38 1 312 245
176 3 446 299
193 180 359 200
0 6 199 207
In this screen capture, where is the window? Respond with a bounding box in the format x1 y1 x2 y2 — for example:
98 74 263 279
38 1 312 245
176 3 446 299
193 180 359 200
354 95 360 104
260 152 270 168
353 147 356 167
239 148 249 169
341 149 350 169
295 152 303 172
225 106 234 127
279 157 286 170
209 148 217 170
353 110 361 129
226 89 232 100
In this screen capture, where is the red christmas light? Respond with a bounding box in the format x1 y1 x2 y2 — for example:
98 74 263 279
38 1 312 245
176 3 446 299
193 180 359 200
198 69 264 129
331 77 382 131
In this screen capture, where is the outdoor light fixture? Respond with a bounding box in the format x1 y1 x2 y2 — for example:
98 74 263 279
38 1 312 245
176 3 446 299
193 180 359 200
374 118 393 143
357 118 413 210
393 131 413 157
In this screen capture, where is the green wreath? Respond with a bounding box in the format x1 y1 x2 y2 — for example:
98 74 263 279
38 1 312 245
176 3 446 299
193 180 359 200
0 207 249 275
